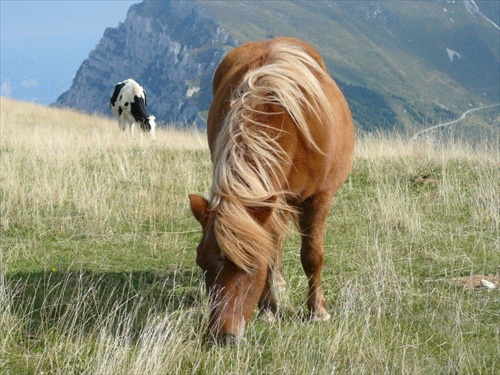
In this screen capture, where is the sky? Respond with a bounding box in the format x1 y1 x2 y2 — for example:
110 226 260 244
1 1 138 40
1 0 139 104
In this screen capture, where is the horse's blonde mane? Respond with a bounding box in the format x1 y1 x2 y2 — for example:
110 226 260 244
210 41 334 273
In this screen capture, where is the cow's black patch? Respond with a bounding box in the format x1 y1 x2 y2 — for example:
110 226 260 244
130 95 151 132
124 102 129 107
118 106 123 116
131 95 147 118
110 82 126 106
142 117 152 132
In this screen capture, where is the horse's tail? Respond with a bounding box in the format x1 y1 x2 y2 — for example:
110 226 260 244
211 41 332 273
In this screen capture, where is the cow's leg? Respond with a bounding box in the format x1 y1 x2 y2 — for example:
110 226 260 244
130 122 135 139
298 192 333 321
118 118 128 138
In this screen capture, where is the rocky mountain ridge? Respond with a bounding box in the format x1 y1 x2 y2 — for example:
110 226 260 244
55 1 236 126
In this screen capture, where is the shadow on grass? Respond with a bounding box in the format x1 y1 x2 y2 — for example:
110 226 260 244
4 268 205 342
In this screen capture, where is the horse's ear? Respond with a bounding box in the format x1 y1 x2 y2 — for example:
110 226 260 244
189 194 209 227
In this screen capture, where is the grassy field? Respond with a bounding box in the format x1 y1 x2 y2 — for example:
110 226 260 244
1 97 499 374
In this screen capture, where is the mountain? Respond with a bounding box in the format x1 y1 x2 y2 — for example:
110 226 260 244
53 0 499 131
54 1 236 126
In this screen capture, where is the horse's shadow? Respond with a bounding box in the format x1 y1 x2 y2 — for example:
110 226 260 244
5 267 330 345
5 268 204 342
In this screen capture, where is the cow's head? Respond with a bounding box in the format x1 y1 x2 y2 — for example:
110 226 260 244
145 116 156 140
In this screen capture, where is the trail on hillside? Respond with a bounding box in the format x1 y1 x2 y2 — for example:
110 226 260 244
410 103 500 143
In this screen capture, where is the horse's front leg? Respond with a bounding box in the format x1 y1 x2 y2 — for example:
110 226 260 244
258 266 279 321
298 192 333 321
258 230 287 320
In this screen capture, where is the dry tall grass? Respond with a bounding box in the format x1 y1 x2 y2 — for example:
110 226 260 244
1 97 499 374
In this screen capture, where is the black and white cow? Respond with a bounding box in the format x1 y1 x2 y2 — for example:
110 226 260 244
110 79 156 140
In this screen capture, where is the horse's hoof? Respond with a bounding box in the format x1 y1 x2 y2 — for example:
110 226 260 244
311 312 331 322
222 333 241 345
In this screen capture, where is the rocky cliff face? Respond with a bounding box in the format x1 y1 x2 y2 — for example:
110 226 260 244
54 0 237 126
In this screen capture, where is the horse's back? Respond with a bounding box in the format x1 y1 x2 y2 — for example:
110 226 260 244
208 37 355 200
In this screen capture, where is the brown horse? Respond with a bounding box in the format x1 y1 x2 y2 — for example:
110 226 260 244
189 37 354 343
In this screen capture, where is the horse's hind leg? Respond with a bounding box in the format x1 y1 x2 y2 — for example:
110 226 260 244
298 192 333 321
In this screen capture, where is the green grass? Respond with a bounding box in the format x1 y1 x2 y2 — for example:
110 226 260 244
1 98 499 374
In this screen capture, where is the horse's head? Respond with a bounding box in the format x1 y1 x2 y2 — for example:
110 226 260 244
189 194 268 343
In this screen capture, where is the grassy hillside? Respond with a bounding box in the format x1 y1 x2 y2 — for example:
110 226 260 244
1 98 499 374
199 0 499 131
